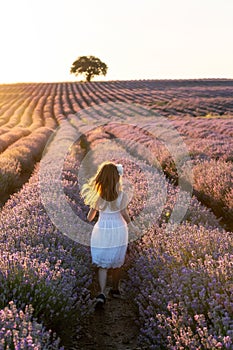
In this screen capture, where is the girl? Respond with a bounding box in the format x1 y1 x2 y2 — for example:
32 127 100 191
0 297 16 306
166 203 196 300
81 161 139 308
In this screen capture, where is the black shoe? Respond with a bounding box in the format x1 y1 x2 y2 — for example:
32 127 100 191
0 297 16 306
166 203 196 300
109 289 121 298
95 293 106 310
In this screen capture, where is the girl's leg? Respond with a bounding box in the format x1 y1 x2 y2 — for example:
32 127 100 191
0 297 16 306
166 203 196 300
112 268 121 290
98 268 107 294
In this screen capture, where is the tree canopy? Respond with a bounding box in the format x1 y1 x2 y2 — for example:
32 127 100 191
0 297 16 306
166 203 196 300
70 55 108 82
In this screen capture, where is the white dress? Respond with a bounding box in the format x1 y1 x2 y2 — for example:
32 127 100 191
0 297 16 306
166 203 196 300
91 192 128 268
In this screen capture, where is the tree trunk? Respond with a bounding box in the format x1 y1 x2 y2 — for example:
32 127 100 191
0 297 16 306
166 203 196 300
86 73 92 82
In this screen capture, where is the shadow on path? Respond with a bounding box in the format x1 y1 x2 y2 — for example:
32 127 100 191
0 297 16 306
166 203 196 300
72 271 141 350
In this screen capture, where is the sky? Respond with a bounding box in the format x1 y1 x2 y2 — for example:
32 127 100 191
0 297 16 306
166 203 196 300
0 0 233 83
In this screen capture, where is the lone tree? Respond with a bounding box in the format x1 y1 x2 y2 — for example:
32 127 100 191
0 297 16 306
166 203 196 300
70 55 108 82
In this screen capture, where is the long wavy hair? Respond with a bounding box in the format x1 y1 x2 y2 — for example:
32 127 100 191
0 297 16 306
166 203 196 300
81 161 122 210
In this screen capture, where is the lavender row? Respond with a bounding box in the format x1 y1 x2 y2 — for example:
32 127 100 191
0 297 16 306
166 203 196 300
0 162 94 349
103 121 232 229
1 80 233 120
63 132 232 348
0 105 232 348
126 222 233 349
1 81 232 206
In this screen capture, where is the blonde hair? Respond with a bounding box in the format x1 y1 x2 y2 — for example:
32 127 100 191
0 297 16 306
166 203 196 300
81 161 122 210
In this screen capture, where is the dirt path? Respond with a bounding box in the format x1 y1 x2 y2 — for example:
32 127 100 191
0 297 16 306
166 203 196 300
71 271 141 350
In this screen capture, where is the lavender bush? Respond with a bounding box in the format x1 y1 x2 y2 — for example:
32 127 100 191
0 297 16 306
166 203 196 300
193 159 232 209
0 301 64 349
193 159 233 229
0 155 21 193
0 164 93 348
126 223 233 349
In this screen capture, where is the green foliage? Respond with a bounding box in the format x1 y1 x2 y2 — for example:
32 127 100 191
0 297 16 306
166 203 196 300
70 55 108 82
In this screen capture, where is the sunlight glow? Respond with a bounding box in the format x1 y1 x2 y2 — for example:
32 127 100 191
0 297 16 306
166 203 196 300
0 0 233 83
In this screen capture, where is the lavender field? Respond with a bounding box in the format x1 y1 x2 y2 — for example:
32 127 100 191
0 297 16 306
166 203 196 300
0 79 233 349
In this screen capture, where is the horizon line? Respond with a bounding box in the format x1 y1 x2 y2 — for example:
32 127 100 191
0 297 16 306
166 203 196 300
1 77 233 85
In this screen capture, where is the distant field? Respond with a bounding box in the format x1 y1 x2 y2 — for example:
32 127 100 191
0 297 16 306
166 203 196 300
0 80 232 349
0 79 232 224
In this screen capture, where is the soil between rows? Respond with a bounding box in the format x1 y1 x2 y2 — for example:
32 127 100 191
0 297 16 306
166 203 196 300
70 270 142 350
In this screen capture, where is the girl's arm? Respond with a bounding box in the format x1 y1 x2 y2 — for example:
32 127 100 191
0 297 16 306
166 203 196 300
120 192 140 234
120 192 131 223
87 208 97 222
121 207 140 233
120 207 131 224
